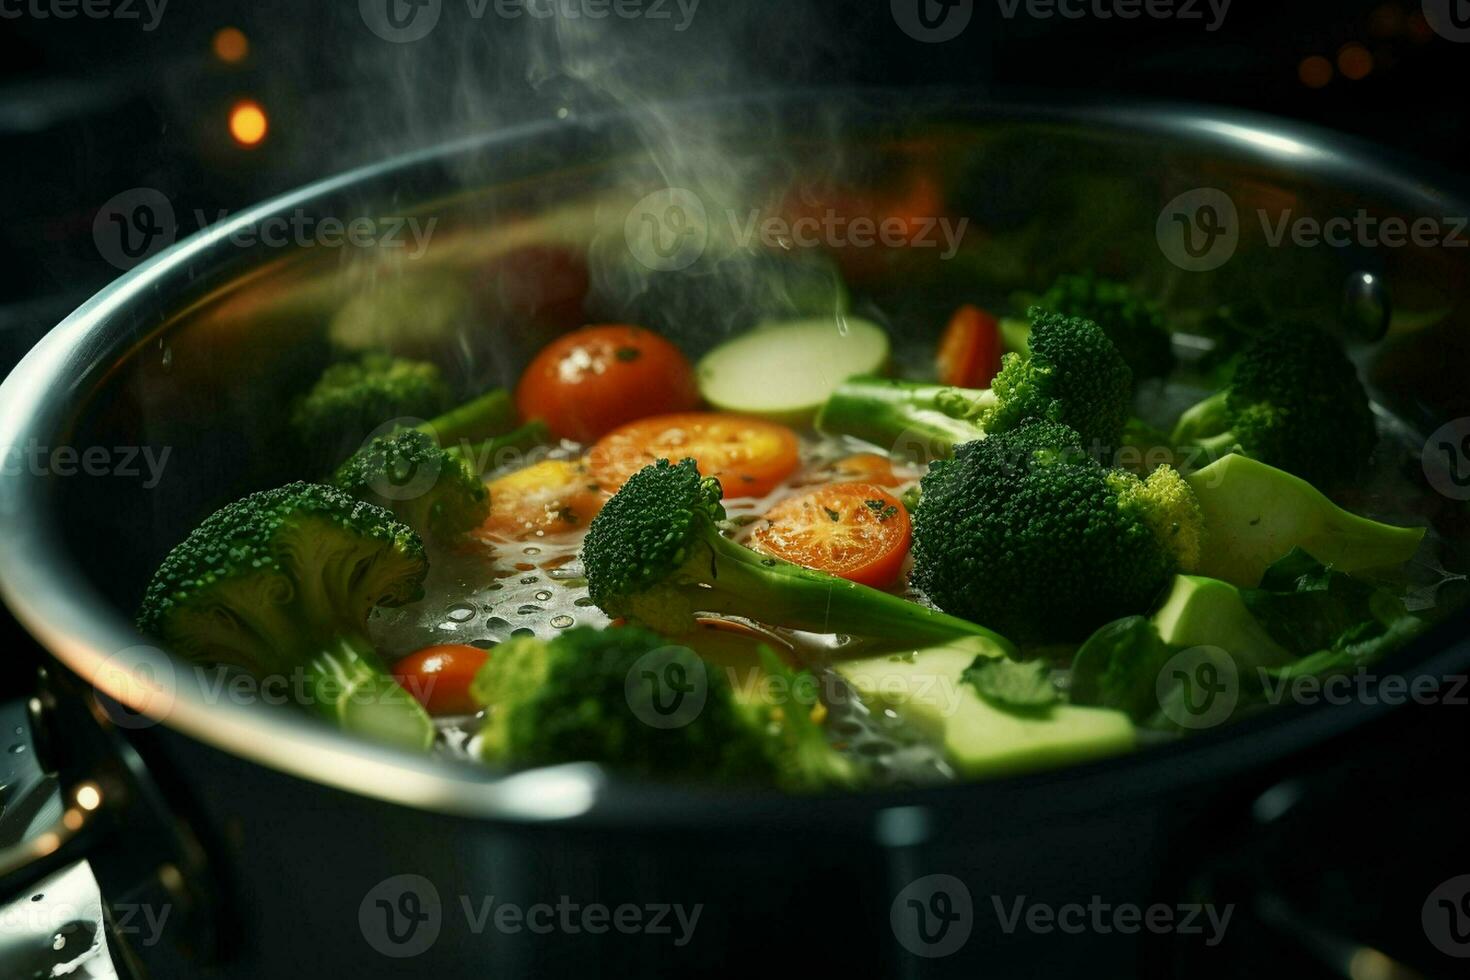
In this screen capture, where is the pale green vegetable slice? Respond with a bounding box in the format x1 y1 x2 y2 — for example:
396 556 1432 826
696 316 889 425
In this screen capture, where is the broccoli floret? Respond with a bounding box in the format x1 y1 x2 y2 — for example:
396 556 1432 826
470 626 853 790
911 422 1199 643
910 421 1424 643
330 422 546 541
1032 272 1175 380
294 353 521 469
816 308 1133 459
137 482 435 750
581 458 1014 652
292 353 452 456
1171 325 1376 485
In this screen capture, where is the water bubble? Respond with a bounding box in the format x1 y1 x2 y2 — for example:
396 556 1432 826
445 603 476 624
573 596 595 607
550 615 575 629
519 576 539 585
523 546 542 556
9 744 25 754
516 605 544 617
534 590 553 602
510 628 535 638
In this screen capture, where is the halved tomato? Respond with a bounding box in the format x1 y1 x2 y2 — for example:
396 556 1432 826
587 412 801 499
751 483 912 589
393 644 489 716
479 459 609 540
937 304 1002 389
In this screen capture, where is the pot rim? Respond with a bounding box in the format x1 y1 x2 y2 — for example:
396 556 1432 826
2 89 1467 833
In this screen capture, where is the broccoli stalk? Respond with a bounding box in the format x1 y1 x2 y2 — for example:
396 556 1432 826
137 483 435 750
418 388 519 447
332 422 547 540
1186 453 1424 587
910 421 1423 643
816 308 1133 458
1170 325 1377 484
581 458 1016 654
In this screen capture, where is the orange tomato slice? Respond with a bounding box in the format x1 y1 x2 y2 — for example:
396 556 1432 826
751 483 912 589
588 412 801 499
479 459 609 540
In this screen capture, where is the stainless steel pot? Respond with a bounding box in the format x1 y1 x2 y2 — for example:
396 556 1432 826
1 93 1468 977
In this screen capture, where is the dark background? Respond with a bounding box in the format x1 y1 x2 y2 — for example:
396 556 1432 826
0 0 1464 366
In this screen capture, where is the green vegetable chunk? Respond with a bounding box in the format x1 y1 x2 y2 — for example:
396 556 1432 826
816 307 1133 457
1171 325 1377 484
1029 272 1175 380
331 422 547 541
837 638 1134 779
961 658 1060 712
291 353 452 457
581 457 1013 651
136 482 434 750
470 626 852 790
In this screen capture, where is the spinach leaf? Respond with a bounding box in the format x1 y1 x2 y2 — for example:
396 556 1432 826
961 657 1059 713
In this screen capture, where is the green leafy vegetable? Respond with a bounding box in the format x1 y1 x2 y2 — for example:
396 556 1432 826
961 658 1060 712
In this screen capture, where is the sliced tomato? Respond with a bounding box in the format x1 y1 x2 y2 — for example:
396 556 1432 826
937 304 1002 389
393 644 489 716
515 324 700 444
802 452 901 488
751 483 912 589
588 412 801 499
480 459 609 540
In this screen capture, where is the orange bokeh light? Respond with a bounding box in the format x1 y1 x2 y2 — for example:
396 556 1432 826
212 26 249 63
1338 43 1374 80
228 99 268 147
1298 55 1333 89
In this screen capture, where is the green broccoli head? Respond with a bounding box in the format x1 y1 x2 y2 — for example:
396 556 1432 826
471 626 843 787
1035 272 1175 380
1172 325 1376 485
978 308 1134 452
136 482 434 749
138 482 427 673
582 458 1012 649
331 428 489 541
581 457 725 635
910 421 1200 643
292 353 452 457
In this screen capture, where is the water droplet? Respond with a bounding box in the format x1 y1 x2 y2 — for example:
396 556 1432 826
30 893 43 902
486 616 512 631
51 933 65 951
534 590 553 602
550 615 574 629
487 582 504 592
160 344 174 368
516 604 544 616
510 627 535 638
523 546 542 555
12 726 20 735
519 576 539 585
9 744 25 754
445 603 476 624
573 596 595 607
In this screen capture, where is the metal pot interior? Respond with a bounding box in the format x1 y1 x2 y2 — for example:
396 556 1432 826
6 94 1470 816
